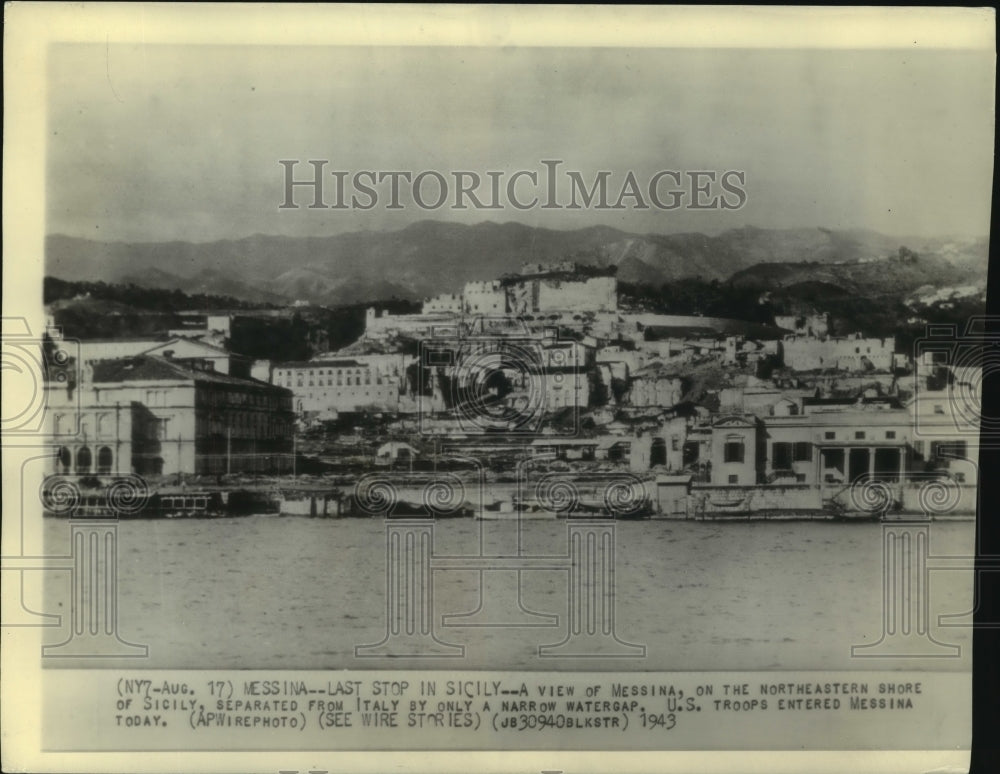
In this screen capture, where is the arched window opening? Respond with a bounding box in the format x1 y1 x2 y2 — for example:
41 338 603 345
76 446 92 474
97 446 113 474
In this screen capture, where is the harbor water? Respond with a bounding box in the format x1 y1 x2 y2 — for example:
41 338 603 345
41 516 974 671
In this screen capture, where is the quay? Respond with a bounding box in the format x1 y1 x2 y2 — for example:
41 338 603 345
40 475 974 521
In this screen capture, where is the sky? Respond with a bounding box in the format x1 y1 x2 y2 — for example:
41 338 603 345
46 44 995 243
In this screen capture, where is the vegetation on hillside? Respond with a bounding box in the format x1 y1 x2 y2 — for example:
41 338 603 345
44 276 273 312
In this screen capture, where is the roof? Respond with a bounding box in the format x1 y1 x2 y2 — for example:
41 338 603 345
91 356 287 391
275 359 363 369
712 414 757 428
633 361 682 378
81 336 247 359
80 336 173 344
143 337 241 357
765 410 912 427
803 396 896 406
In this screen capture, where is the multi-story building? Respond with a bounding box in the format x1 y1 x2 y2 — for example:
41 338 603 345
422 293 463 314
534 339 591 411
782 334 895 372
659 383 978 497
47 355 294 476
463 280 508 315
627 364 683 408
764 408 911 490
271 354 416 418
709 415 767 486
506 274 617 315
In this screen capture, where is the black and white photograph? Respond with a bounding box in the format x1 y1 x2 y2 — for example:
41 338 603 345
2 4 995 772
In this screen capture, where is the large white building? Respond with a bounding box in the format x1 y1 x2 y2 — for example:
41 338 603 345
271 354 417 417
47 355 294 477
463 280 508 315
506 273 617 315
782 334 895 372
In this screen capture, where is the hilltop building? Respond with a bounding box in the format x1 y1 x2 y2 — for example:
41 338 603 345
782 334 895 372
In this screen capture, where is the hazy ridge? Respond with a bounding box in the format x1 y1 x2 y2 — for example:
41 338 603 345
46 222 988 306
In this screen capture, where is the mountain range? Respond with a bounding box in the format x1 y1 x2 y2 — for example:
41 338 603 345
45 222 988 307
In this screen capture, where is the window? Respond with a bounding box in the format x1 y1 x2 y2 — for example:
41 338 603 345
97 446 113 474
935 440 968 459
824 431 835 440
793 442 812 462
854 431 866 440
57 446 71 473
772 442 792 469
723 440 745 463
75 446 92 474
728 474 739 484
933 404 945 414
886 431 896 439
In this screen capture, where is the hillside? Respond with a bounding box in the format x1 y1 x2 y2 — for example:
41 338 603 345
728 248 980 296
45 222 989 307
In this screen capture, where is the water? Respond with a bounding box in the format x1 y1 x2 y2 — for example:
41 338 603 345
42 516 974 671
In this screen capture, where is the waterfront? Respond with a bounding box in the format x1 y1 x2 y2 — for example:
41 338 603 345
42 516 974 671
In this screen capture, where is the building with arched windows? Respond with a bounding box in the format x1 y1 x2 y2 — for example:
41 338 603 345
46 354 294 477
